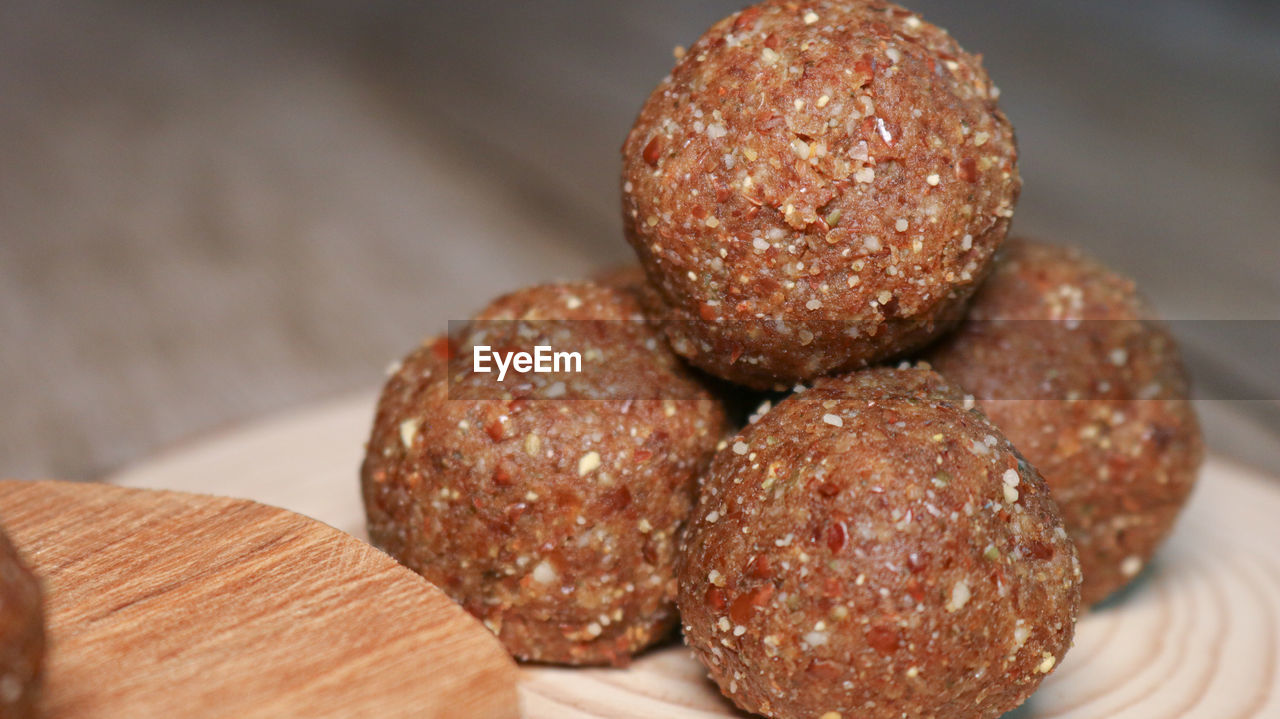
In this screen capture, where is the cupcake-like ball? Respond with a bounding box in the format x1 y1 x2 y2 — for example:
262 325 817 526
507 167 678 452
0 527 43 719
678 367 1079 719
926 239 1203 605
622 0 1020 388
362 281 729 665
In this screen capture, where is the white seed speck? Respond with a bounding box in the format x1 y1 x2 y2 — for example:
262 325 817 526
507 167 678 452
565 295 583 310
753 237 770 251
638 519 652 533
806 299 823 310
804 11 819 24
946 581 971 612
817 94 830 108
895 218 908 232
822 414 844 427
1110 348 1129 366
876 117 894 144
1121 555 1143 577
709 569 725 586
855 167 875 183
532 560 557 585
733 625 747 636
706 216 720 228
1003 484 1020 504
974 131 990 146
1003 468 1020 487
1013 621 1030 650
706 511 720 523
578 451 602 476
733 441 749 455
718 617 732 632
863 235 882 252
707 123 727 139
804 630 829 646
926 173 940 186
399 418 419 449
877 290 893 305
762 48 780 65
886 47 901 64
961 234 973 251
1037 653 1057 673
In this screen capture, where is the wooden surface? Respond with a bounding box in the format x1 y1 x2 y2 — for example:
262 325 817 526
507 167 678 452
113 394 1280 719
0 479 518 719
0 0 1277 482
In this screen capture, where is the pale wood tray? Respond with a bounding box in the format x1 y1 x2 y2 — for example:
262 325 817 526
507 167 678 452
0 479 518 719
111 392 1280 718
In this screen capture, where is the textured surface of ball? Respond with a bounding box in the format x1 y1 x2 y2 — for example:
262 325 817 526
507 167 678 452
678 367 1079 719
622 0 1020 388
363 281 729 665
927 239 1203 605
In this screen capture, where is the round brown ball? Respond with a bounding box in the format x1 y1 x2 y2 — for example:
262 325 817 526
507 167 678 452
926 239 1204 605
362 281 729 665
678 367 1079 719
622 0 1020 389
0 527 43 719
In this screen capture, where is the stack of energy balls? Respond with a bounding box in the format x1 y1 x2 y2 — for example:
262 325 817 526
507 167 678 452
361 1 1202 717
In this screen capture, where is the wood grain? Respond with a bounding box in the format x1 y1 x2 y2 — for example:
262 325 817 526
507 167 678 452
0 479 519 719
113 394 1280 718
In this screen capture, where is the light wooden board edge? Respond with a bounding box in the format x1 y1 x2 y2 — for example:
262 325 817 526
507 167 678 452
0 479 519 719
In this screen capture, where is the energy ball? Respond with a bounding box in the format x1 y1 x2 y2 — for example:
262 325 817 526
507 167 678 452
926 239 1203 605
622 0 1020 389
362 281 729 666
678 367 1079 719
0 527 43 719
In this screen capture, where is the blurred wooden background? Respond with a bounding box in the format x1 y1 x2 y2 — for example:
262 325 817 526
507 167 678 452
1 0 1277 480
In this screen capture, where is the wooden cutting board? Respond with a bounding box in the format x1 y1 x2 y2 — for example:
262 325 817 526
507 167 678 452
110 392 1280 718
0 479 518 719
